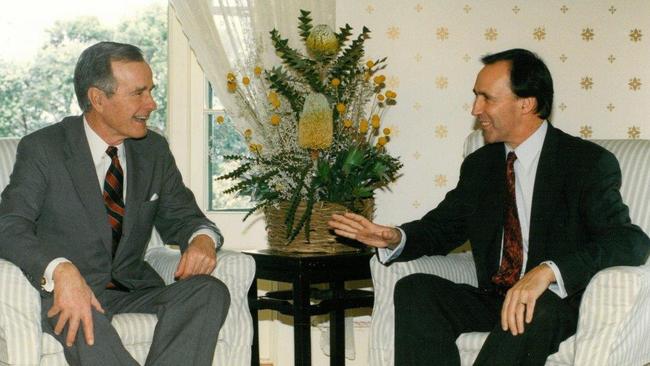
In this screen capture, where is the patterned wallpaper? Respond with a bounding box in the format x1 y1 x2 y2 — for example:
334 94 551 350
335 0 650 226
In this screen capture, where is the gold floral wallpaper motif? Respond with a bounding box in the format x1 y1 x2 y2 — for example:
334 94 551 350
336 0 650 223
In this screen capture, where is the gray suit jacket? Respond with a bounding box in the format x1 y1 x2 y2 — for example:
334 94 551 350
0 116 221 296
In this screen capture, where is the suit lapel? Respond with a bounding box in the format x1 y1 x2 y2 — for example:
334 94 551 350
62 117 113 255
527 126 565 269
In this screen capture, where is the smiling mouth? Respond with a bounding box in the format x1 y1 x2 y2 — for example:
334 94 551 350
133 116 149 123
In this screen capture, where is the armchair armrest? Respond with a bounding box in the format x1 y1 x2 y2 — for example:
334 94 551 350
574 265 650 366
0 258 42 365
368 252 477 366
145 246 255 365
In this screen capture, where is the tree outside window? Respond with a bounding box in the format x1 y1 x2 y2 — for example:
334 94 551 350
0 2 167 138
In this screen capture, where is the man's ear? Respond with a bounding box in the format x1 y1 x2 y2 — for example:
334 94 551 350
87 87 105 113
520 96 538 115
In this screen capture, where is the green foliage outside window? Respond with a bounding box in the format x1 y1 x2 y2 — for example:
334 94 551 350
0 4 167 138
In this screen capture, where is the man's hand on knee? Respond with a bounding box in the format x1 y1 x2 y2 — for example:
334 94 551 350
501 264 555 336
175 234 217 280
47 262 104 347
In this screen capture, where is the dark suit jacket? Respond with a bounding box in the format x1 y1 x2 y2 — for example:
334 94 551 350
0 116 221 296
398 125 650 298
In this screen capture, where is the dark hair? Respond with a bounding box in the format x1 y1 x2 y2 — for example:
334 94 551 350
481 48 553 120
73 41 145 112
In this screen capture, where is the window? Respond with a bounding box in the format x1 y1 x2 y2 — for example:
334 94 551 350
0 0 168 138
206 82 251 210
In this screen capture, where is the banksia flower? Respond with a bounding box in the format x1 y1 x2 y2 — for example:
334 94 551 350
306 24 339 58
298 93 333 149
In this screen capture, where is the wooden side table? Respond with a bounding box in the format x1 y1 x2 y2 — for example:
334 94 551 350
243 249 374 366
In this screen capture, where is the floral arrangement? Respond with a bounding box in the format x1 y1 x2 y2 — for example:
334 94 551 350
217 10 402 242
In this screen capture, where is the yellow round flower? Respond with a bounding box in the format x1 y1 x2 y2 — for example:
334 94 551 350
371 114 381 129
386 90 397 99
373 75 386 85
268 92 281 109
359 119 369 133
254 66 262 76
270 114 281 126
343 119 353 128
227 81 237 92
377 94 385 101
336 103 346 113
366 60 375 68
383 127 391 135
216 115 225 124
378 136 388 146
331 78 341 87
227 72 236 81
249 143 263 154
244 129 253 139
242 76 250 85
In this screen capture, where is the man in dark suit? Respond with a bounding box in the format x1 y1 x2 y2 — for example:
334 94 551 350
0 42 229 365
329 48 650 365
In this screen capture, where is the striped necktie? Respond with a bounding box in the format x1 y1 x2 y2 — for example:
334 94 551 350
103 146 125 256
491 151 524 294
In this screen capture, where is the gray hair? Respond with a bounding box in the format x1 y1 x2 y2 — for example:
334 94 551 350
73 41 145 112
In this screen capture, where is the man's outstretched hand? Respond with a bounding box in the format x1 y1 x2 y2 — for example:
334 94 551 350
328 212 401 249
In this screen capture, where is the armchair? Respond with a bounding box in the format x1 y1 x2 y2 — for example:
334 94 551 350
369 131 650 366
0 137 255 365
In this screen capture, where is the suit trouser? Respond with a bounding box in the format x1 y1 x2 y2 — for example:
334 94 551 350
41 275 230 366
394 273 578 366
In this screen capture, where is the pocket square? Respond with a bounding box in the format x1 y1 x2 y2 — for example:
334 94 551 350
149 193 159 201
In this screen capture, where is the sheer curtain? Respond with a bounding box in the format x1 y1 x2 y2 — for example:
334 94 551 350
168 0 359 361
168 0 334 128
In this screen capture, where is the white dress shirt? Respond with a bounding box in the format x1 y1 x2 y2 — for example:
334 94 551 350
379 122 567 298
42 118 217 291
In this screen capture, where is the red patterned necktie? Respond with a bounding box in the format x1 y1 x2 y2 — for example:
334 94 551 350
103 146 125 257
491 151 523 294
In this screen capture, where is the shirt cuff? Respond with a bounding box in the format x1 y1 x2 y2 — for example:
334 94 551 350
189 229 221 250
42 258 71 292
377 227 407 264
542 260 568 299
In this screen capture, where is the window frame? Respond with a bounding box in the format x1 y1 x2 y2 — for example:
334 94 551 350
167 7 265 250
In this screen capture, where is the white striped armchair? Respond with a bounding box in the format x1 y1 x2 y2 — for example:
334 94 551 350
369 131 650 366
0 137 255 366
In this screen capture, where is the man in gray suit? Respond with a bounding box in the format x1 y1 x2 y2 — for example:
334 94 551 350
0 42 229 365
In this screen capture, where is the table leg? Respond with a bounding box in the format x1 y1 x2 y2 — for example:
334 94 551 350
330 281 345 366
248 279 260 366
293 275 311 366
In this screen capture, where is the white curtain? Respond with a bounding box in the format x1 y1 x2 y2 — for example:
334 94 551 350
168 0 334 128
167 0 358 361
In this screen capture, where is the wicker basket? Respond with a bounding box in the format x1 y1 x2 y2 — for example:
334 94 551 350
264 199 374 253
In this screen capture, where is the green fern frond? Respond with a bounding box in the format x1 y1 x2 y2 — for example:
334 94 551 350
298 10 313 42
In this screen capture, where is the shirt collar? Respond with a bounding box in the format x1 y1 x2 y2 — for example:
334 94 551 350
505 121 548 172
83 116 125 164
